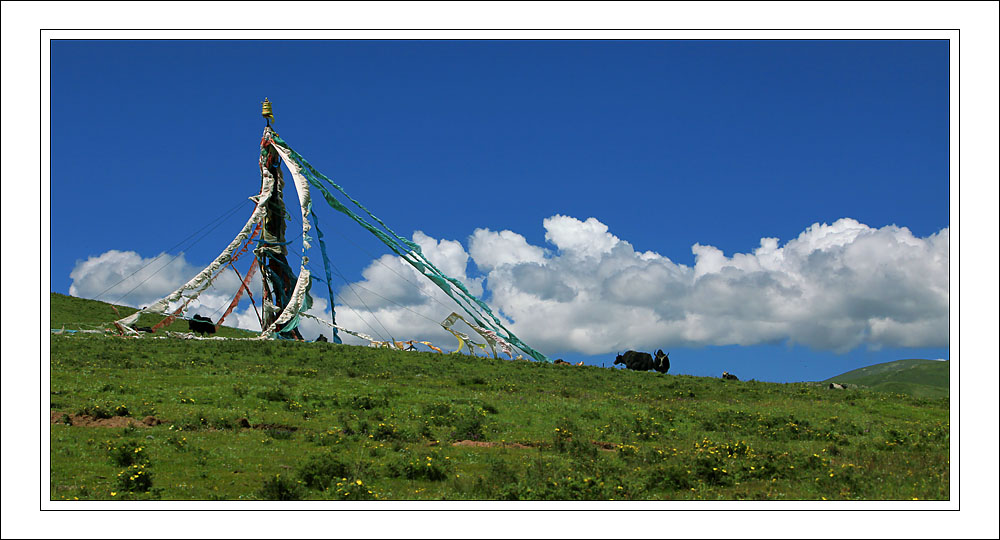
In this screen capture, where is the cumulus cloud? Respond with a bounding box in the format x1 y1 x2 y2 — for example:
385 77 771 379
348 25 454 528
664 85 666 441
468 216 949 355
543 215 621 258
323 230 485 344
69 250 262 331
69 250 241 310
68 217 949 355
468 228 546 270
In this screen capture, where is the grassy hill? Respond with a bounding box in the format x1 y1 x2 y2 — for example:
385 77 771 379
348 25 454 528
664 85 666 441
48 293 950 501
50 292 256 338
821 359 950 400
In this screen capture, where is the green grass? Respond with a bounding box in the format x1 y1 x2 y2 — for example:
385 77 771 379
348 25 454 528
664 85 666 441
50 292 257 338
49 294 950 501
820 358 950 399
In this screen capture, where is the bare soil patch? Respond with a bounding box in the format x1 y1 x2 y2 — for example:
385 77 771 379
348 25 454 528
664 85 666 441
591 440 617 451
50 410 164 428
452 440 534 449
249 423 298 431
450 439 618 451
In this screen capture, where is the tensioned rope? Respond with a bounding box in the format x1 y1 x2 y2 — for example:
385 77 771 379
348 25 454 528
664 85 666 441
104 199 254 306
321 218 462 317
268 132 550 362
109 124 545 363
305 258 442 342
285 191 465 344
283 204 396 343
311 260 394 343
321 268 443 327
326 285 391 343
284 190 492 347
291 210 506 353
94 197 247 302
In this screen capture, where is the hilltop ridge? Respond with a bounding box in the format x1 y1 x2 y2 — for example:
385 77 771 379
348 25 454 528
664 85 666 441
51 292 949 397
821 358 949 399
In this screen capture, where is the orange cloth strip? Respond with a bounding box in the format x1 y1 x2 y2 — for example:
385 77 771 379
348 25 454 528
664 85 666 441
216 262 258 330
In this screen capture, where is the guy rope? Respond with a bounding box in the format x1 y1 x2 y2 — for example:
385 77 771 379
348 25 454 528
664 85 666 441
112 99 550 362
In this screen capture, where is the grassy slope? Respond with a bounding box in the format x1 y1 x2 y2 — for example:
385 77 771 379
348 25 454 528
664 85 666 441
49 294 950 501
50 292 256 338
821 359 950 400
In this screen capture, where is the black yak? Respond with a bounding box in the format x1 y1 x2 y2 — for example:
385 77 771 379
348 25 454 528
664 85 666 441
653 350 670 373
722 371 739 381
187 314 216 337
614 350 656 371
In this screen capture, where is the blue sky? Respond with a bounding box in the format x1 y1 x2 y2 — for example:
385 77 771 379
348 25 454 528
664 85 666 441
50 39 951 382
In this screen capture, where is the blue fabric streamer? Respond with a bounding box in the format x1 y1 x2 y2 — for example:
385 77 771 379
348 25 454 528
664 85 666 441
270 133 549 362
309 210 342 344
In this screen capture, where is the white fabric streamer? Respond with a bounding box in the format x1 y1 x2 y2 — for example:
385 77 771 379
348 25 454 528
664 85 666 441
441 312 516 359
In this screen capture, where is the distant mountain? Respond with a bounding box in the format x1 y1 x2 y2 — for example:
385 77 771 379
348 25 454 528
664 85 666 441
820 358 950 399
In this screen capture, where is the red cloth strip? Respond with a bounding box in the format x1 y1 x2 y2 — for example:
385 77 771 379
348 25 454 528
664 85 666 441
151 296 195 332
216 262 258 330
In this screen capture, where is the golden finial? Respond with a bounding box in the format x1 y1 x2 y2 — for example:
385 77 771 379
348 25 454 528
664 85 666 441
262 98 275 124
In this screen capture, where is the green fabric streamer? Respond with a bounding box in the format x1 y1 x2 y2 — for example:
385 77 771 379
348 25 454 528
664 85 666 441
270 134 550 362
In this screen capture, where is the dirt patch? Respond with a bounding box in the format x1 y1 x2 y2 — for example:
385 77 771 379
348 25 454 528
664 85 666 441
450 439 618 451
250 423 298 432
50 410 165 428
223 418 298 431
451 440 534 450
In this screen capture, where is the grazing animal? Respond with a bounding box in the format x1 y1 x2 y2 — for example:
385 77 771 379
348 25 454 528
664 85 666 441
722 371 739 381
653 350 670 373
554 359 572 365
315 334 329 343
187 314 216 337
614 350 656 371
828 382 847 390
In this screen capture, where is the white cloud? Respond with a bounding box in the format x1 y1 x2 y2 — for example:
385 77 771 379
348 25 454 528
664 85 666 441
467 228 546 270
317 230 487 346
68 217 949 355
543 215 620 258
68 249 263 332
69 250 241 310
469 216 949 355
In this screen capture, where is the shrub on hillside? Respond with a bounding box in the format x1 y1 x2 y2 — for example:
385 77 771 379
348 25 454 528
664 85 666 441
385 450 452 481
256 474 303 501
115 464 152 493
106 439 150 467
351 393 389 410
79 402 129 419
449 407 488 441
297 453 351 490
256 387 290 402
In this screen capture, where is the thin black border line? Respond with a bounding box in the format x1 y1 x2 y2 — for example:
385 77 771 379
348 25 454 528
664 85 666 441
43 36 959 40
954 27 959 513
42 31 958 511
41 28 960 31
